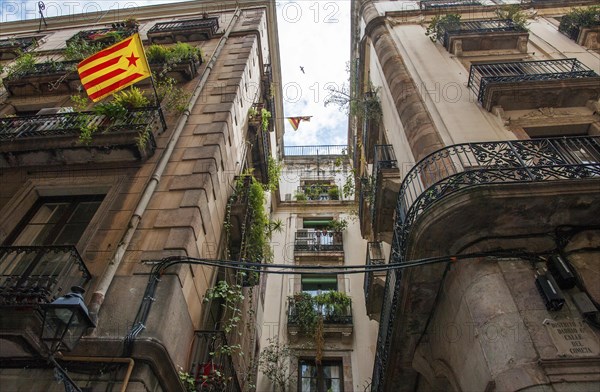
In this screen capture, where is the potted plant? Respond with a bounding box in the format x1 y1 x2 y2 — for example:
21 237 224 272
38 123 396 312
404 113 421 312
328 185 340 200
328 218 348 243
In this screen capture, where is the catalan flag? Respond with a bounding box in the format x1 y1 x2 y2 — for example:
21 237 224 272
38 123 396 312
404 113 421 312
78 33 151 102
287 116 312 131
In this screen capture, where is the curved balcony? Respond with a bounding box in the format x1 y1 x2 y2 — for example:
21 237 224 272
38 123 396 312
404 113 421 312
373 136 600 391
468 59 600 111
0 108 164 167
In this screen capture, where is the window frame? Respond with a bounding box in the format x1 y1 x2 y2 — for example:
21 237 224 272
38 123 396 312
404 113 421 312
297 359 344 392
0 176 124 254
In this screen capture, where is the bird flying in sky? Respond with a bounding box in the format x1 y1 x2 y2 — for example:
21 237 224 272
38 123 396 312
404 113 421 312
300 66 305 74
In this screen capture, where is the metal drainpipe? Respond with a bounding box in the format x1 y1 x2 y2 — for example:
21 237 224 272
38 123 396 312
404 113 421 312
58 356 134 392
88 7 243 321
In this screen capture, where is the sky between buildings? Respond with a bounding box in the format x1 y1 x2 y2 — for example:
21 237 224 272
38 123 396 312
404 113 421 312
0 0 351 147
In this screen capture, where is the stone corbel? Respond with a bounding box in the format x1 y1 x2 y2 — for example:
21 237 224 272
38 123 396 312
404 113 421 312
288 329 298 343
452 39 463 57
517 36 528 53
342 329 353 344
492 106 510 126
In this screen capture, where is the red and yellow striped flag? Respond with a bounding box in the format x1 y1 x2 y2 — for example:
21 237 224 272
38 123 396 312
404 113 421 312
287 116 312 131
78 33 151 102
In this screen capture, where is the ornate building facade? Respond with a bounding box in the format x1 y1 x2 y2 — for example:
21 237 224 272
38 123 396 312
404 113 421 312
351 0 600 391
0 1 283 390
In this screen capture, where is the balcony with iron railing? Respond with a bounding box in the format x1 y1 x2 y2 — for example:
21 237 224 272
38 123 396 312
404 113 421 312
0 245 92 356
287 294 353 342
370 145 401 243
294 229 344 263
0 36 38 60
66 24 137 47
147 17 219 44
372 136 600 391
284 145 347 157
420 0 482 10
558 12 600 51
189 331 242 392
468 58 600 111
363 241 386 321
247 103 272 185
296 184 340 201
438 19 528 55
3 60 80 97
0 246 91 306
0 108 164 167
358 177 373 238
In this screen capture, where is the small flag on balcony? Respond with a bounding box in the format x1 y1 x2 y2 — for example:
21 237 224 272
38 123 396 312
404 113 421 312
77 33 151 102
287 116 312 131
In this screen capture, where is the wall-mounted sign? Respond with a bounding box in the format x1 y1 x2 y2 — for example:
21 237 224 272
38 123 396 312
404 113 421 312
544 319 600 357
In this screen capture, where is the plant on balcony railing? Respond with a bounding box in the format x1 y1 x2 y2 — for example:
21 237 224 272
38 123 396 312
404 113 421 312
225 175 277 285
146 42 203 79
288 291 352 362
296 184 340 201
495 5 529 31
67 20 138 48
4 52 36 80
248 106 272 132
189 330 243 392
74 87 152 146
265 156 282 192
426 14 461 42
559 6 600 41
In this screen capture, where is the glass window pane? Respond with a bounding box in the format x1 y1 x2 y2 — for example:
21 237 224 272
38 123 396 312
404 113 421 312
68 201 102 223
53 223 85 245
329 379 341 392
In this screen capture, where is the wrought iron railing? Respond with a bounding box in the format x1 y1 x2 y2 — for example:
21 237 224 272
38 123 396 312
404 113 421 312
439 19 525 48
363 241 386 308
0 108 163 141
189 331 242 392
420 0 482 9
468 58 598 105
288 296 353 325
284 145 348 156
3 60 79 82
66 26 137 47
227 176 253 262
0 36 37 50
370 144 398 227
294 230 343 252
148 17 219 35
372 136 600 391
0 245 91 305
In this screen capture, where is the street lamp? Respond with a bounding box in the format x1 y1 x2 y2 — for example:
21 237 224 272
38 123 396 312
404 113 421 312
40 286 96 392
41 286 96 353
